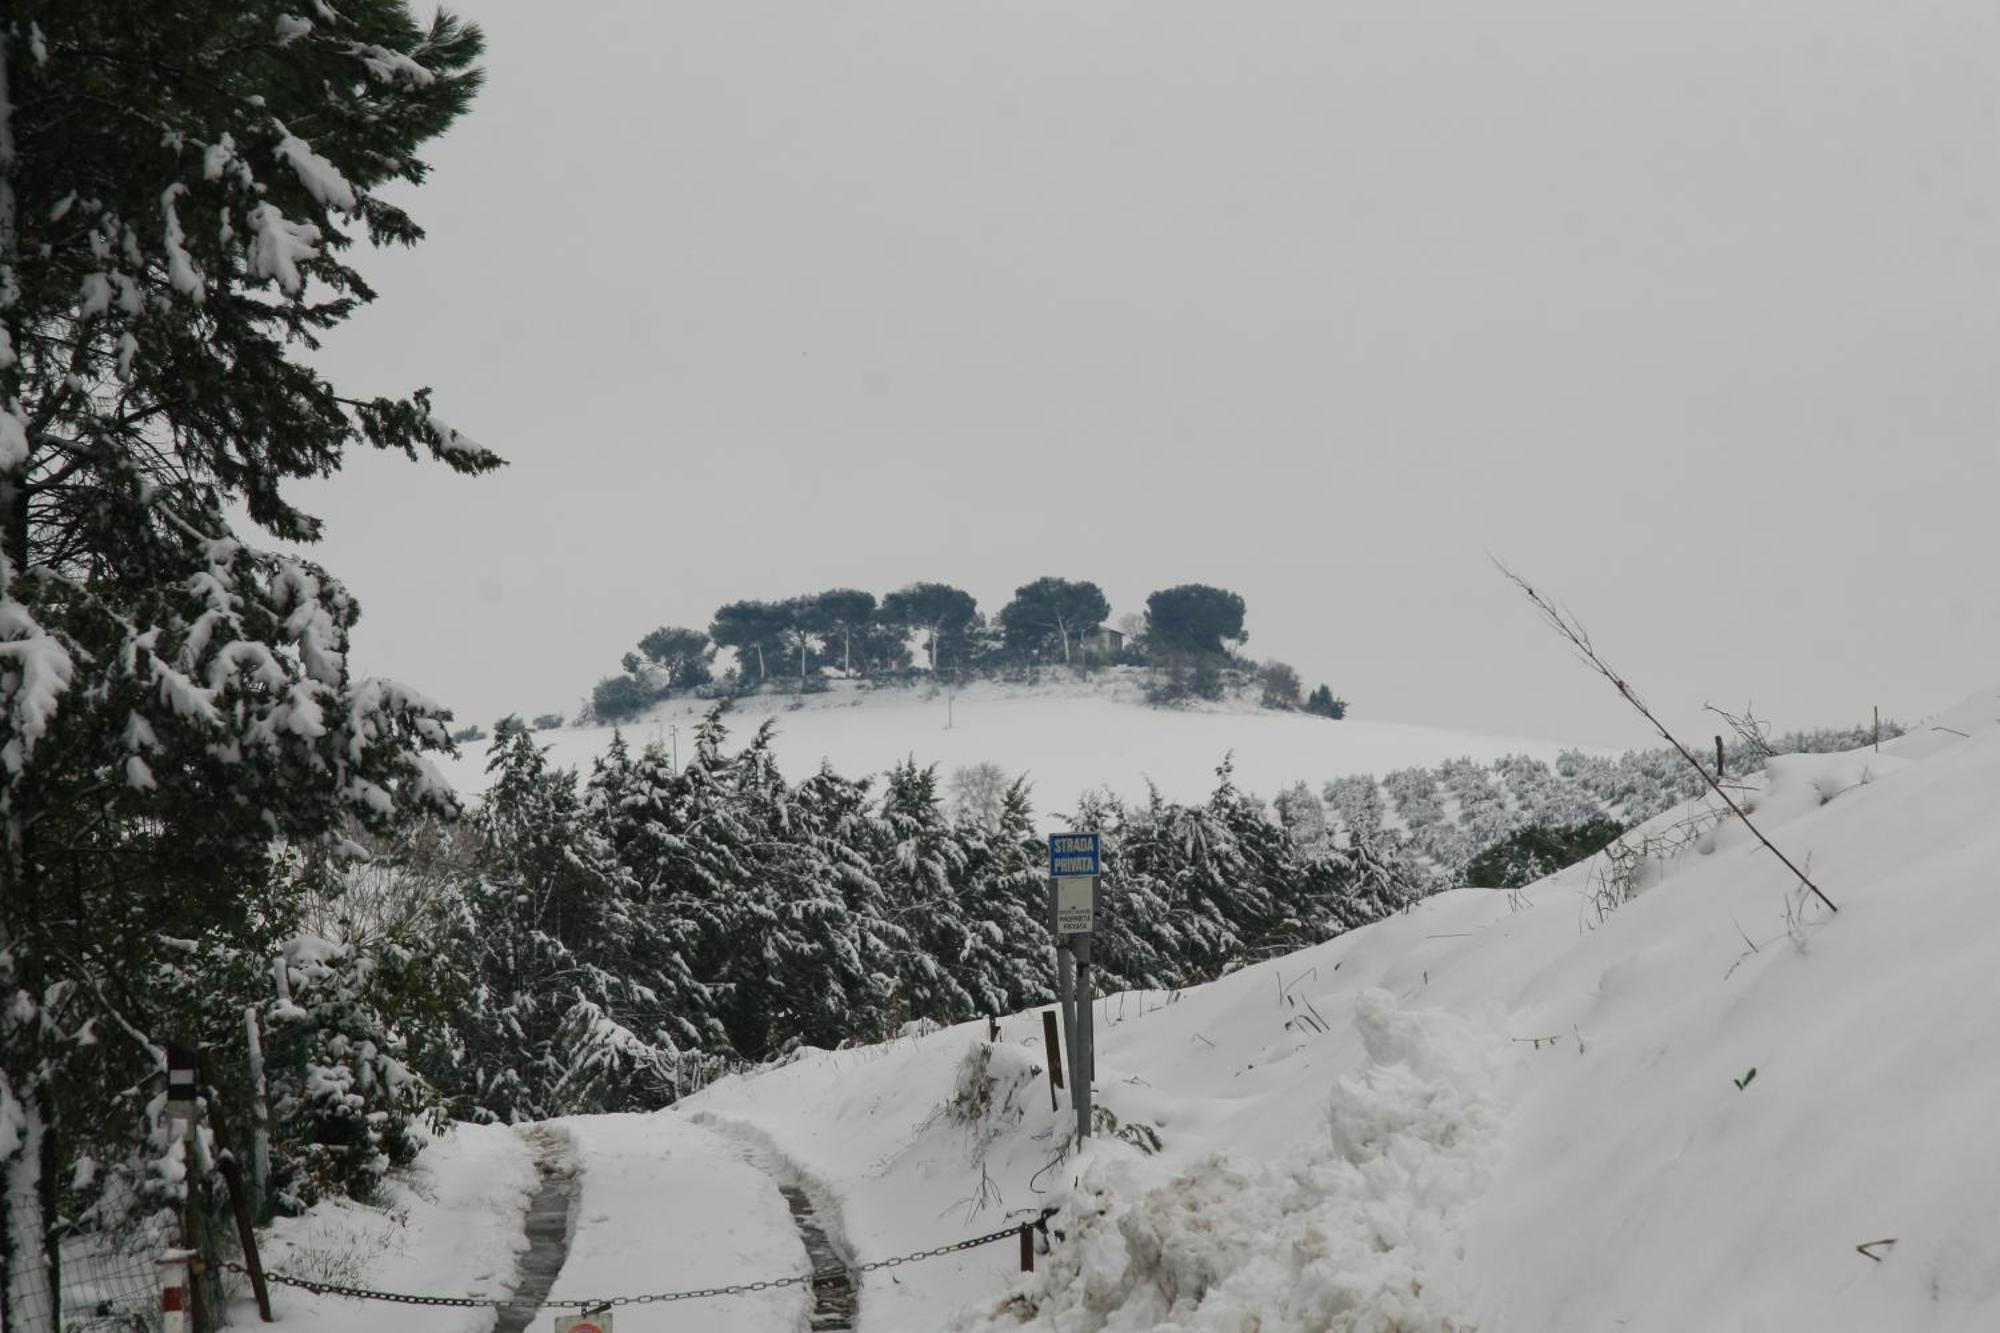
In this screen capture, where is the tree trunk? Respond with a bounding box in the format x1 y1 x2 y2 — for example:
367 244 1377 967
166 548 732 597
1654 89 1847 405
245 1006 270 1214
38 1090 58 1333
0 31 17 290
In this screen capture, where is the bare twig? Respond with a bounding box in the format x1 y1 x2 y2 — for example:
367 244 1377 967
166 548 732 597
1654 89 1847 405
1495 561 1836 914
1705 700 1776 760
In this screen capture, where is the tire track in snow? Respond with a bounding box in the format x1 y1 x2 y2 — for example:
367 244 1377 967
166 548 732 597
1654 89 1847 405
494 1127 579 1333
693 1113 861 1331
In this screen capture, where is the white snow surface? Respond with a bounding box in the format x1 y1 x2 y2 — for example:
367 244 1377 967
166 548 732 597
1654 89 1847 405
543 1113 808 1331
243 1122 538 1333
682 681 2000 1331
278 683 2000 1331
441 674 1593 820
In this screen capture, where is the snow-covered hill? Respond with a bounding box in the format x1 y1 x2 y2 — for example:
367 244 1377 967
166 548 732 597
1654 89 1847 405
672 682 2000 1331
262 683 2000 1332
440 673 1595 819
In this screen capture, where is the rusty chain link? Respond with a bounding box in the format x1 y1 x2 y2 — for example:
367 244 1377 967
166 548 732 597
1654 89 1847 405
218 1215 1048 1310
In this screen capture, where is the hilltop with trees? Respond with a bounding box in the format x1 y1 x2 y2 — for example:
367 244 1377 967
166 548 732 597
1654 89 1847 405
581 577 1349 726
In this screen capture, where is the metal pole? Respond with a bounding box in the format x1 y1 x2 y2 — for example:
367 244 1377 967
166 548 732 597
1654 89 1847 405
1051 879 1077 1107
1073 933 1093 1142
1057 942 1076 1080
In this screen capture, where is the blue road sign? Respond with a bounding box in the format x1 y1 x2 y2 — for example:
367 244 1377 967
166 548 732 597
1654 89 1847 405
1048 832 1101 878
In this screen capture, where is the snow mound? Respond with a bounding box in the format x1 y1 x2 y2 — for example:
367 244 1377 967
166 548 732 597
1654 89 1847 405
961 991 1499 1333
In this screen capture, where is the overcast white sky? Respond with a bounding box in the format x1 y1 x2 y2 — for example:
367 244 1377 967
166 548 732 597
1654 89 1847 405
298 0 2000 751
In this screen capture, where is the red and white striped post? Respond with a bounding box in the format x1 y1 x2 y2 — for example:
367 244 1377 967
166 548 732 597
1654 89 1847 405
166 1043 202 1333
159 1250 192 1333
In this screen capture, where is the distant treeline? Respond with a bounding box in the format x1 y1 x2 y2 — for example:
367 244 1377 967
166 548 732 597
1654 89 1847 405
1296 718 1905 886
570 578 1349 725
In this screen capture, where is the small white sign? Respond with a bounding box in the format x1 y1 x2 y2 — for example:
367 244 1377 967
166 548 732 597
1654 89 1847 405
555 1315 611 1333
1054 876 1096 934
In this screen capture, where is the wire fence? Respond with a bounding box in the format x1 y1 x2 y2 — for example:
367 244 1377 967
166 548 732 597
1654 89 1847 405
6 1195 243 1333
7 1215 173 1333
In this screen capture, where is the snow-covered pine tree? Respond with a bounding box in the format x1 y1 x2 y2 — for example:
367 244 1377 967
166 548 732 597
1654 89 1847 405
447 732 594 1120
260 934 433 1209
716 724 874 1056
0 1 491 1298
791 761 904 1045
1083 788 1190 994
555 736 718 1111
875 760 977 1026
457 729 719 1118
1136 764 1262 979
953 778 1055 1016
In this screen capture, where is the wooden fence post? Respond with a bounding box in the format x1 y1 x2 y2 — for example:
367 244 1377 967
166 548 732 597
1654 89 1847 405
197 1053 273 1322
1041 1010 1065 1110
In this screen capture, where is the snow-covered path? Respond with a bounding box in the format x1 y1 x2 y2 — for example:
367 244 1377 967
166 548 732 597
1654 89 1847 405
251 1114 813 1332
544 1112 810 1332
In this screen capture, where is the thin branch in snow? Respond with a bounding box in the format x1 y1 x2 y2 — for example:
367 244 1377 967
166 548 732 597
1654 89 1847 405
1493 559 1837 915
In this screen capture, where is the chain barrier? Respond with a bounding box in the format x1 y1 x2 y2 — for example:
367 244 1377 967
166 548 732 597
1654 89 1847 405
217 1214 1052 1311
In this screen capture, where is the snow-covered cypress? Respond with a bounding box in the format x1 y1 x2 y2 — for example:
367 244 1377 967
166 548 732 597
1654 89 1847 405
0 0 493 1284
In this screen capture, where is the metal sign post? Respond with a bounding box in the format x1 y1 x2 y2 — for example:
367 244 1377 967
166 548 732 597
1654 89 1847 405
1050 879 1077 1099
1048 834 1101 1144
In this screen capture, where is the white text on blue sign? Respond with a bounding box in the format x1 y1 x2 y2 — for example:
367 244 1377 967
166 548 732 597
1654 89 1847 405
1049 833 1101 877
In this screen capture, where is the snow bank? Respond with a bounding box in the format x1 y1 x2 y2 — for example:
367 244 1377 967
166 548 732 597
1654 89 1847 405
965 991 1501 1332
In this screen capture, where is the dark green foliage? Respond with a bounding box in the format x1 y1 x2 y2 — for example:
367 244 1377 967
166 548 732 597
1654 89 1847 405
597 580 1357 716
1304 685 1348 719
776 597 824 682
998 576 1110 665
635 626 715 690
1144 584 1248 657
1259 660 1302 709
710 600 789 682
1145 653 1227 705
879 582 979 671
591 672 655 722
0 0 492 1282
1463 819 1628 889
811 589 877 677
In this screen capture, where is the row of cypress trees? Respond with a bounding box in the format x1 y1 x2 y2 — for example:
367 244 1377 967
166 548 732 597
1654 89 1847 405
416 707 1428 1124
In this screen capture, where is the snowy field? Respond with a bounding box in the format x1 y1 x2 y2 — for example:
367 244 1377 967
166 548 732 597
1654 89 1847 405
258 683 2000 1332
439 675 1596 819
